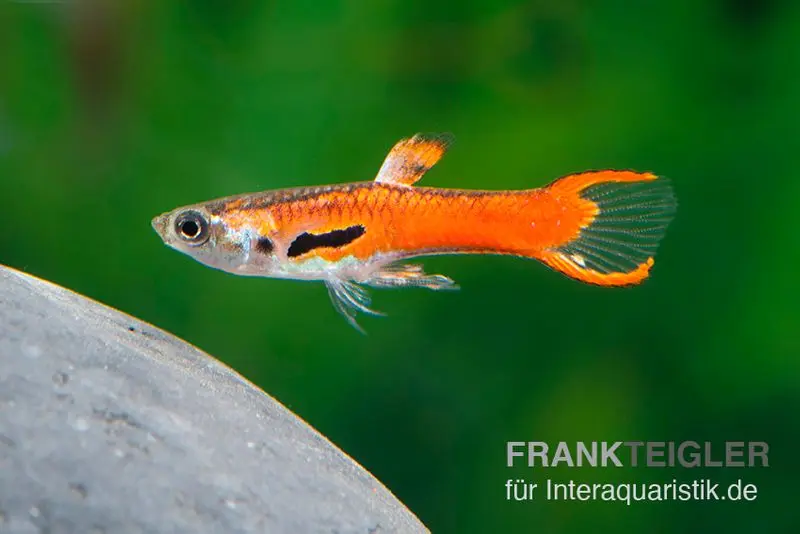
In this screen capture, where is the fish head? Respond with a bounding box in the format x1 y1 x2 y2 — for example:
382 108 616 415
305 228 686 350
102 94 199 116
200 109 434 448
152 202 276 275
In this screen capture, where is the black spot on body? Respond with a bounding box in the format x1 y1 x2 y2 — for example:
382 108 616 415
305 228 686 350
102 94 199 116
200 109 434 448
255 237 274 253
287 225 366 258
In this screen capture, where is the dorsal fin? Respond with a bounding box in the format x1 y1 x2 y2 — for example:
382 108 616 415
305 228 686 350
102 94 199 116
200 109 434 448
374 133 454 186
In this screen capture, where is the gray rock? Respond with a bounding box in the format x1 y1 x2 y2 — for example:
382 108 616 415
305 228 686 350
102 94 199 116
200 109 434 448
0 265 427 534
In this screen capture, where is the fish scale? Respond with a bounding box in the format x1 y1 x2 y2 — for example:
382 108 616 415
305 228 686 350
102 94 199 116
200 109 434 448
152 133 676 330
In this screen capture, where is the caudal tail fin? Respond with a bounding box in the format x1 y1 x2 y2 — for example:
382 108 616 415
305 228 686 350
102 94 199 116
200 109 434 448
538 170 677 286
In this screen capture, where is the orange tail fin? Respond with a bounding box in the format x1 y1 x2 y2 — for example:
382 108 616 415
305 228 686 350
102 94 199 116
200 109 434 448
538 171 676 286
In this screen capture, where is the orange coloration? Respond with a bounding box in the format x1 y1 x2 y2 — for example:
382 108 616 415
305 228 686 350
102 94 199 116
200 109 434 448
539 253 654 286
153 133 677 329
546 169 659 194
216 169 672 286
375 133 453 186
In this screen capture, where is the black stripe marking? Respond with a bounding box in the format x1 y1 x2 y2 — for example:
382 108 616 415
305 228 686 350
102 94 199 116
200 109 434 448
287 225 366 258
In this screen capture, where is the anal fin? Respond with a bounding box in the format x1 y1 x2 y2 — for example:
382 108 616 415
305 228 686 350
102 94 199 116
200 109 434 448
364 264 459 291
325 264 458 332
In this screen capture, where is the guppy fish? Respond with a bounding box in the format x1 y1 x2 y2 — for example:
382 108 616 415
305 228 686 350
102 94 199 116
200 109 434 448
152 133 676 331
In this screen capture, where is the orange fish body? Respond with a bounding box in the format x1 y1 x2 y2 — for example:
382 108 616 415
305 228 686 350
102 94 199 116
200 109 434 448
152 134 676 330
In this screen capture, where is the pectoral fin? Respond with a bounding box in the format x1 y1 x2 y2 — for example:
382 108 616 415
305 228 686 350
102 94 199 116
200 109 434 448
374 133 454 186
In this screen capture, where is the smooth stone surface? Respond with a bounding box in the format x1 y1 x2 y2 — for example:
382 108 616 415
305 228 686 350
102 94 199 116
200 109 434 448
0 265 427 534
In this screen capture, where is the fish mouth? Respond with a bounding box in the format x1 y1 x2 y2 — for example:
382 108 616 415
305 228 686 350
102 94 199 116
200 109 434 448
151 213 169 237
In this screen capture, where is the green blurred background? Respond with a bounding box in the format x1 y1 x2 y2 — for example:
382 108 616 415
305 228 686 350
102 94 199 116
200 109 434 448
1 0 798 532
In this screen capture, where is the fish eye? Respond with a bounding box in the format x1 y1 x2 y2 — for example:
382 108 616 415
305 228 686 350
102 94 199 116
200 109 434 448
174 210 210 245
